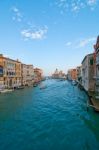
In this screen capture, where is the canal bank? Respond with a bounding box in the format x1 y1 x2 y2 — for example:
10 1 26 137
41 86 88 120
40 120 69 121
0 79 99 150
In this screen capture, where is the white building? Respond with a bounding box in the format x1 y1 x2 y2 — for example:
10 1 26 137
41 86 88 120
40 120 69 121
82 53 95 92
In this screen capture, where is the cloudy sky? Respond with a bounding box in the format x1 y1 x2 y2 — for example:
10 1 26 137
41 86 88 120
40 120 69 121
0 0 99 75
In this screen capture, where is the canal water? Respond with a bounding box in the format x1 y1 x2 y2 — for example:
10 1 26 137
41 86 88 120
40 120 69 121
0 79 99 150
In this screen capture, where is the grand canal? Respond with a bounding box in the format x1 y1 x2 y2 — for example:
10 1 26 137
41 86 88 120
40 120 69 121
0 79 99 150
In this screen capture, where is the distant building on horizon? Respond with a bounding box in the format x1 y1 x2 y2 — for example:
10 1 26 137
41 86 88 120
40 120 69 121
52 68 66 79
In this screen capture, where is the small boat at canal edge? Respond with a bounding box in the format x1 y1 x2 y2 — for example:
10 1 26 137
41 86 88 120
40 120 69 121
16 86 24 90
72 80 77 86
0 89 14 93
40 85 47 90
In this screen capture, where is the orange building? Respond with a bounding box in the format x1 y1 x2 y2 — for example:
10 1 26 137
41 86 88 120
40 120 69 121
34 68 43 83
71 69 77 80
67 68 77 80
0 54 21 89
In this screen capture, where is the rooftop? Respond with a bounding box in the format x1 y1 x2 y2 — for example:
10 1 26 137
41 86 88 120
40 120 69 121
81 53 93 64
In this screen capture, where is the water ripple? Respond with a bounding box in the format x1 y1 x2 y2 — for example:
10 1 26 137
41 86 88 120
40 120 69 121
0 79 99 150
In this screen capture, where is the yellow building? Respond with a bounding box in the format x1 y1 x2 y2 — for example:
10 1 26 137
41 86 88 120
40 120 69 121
0 54 21 89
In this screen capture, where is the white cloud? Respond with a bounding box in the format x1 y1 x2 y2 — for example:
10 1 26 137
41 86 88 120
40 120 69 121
11 6 49 41
72 5 80 12
87 0 96 6
65 37 96 48
21 26 48 40
12 7 19 12
65 42 72 46
55 0 98 13
11 6 23 22
77 37 96 48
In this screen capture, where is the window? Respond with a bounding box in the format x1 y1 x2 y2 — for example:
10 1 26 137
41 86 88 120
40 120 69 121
90 58 94 65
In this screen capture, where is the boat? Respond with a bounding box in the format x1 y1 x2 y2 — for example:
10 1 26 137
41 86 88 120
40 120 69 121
17 86 24 89
40 85 47 90
72 80 77 86
0 89 14 93
59 79 65 81
33 84 38 87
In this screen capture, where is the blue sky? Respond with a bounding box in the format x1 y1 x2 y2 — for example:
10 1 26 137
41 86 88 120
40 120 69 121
0 0 99 75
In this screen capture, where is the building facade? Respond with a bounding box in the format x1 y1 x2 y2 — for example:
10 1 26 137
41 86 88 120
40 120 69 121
52 69 59 79
52 69 66 79
67 69 72 80
0 54 21 89
58 71 66 79
82 53 95 92
71 69 77 80
21 64 34 86
94 36 99 97
67 69 77 80
76 66 82 83
34 68 43 83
